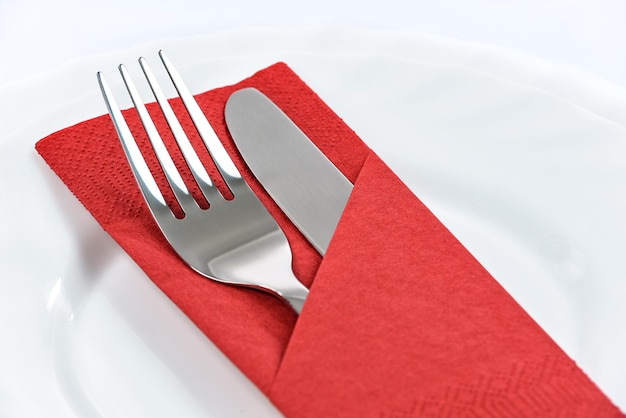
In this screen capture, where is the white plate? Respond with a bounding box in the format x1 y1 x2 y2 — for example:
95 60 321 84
1 29 625 416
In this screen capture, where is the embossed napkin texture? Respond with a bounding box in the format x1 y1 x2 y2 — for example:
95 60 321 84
36 63 623 417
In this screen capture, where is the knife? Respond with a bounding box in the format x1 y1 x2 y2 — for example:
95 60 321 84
224 88 353 255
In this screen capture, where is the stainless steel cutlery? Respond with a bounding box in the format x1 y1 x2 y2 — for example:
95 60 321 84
225 88 353 255
97 51 309 313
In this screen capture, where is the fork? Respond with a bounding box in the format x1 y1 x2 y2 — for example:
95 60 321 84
96 51 308 313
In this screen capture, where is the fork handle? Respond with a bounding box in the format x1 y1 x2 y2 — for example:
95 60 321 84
283 282 309 314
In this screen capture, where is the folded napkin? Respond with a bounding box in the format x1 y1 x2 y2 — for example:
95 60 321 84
36 63 622 417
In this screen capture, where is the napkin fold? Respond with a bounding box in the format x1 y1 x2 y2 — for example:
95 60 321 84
36 63 622 417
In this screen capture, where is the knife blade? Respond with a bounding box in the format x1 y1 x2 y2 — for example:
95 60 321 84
224 87 353 255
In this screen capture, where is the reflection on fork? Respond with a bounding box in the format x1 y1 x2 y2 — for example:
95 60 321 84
96 51 308 313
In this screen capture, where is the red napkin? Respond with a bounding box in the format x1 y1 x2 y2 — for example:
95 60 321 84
36 63 622 417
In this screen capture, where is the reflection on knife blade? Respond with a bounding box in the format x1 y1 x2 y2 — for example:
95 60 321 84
225 88 353 255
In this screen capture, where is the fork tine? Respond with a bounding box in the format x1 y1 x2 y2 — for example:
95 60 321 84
158 51 242 188
97 71 171 218
138 57 221 204
118 63 198 215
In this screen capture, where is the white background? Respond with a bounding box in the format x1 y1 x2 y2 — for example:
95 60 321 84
1 0 625 89
1 1 626 416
